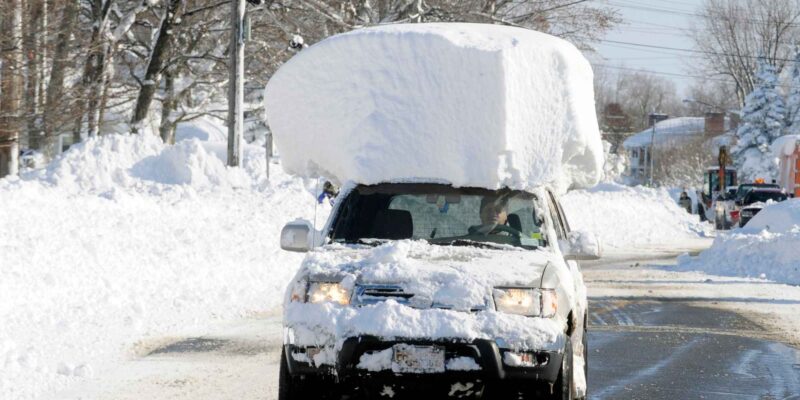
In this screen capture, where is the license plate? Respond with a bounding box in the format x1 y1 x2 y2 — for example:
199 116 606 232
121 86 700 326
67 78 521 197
391 344 445 373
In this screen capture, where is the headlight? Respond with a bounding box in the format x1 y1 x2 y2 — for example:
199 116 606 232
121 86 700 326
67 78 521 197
307 282 350 305
493 288 557 317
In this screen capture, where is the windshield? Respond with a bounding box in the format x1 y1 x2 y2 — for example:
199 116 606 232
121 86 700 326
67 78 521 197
743 191 787 205
736 184 781 201
330 184 546 250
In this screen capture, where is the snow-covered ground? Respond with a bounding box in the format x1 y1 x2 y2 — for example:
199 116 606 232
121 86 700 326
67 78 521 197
0 123 771 399
561 183 713 255
0 124 326 399
676 199 800 285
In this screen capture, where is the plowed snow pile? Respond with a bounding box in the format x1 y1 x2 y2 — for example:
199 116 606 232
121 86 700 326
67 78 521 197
265 23 602 193
677 199 800 285
0 125 324 399
561 183 712 253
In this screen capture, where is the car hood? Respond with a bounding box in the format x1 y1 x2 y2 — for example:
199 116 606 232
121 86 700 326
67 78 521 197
293 240 556 312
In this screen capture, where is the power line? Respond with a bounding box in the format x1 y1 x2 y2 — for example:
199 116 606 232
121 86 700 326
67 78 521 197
593 63 734 83
592 37 799 62
600 0 800 29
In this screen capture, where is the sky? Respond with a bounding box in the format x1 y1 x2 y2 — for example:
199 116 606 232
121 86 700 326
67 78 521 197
588 0 705 94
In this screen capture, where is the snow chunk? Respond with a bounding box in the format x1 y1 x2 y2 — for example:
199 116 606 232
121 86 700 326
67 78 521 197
446 356 481 371
356 348 393 371
265 23 602 193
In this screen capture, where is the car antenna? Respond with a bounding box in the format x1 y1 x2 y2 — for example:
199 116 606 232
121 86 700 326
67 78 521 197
312 176 321 248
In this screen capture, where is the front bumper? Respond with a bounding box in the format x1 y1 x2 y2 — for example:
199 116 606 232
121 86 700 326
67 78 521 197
284 336 563 384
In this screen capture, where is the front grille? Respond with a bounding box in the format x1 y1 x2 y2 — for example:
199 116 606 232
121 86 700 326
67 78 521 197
352 284 485 310
353 284 415 306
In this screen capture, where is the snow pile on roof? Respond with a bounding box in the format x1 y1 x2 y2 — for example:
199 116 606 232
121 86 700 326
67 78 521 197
677 200 800 285
561 183 712 253
623 117 711 148
771 134 800 156
265 23 602 193
0 126 324 398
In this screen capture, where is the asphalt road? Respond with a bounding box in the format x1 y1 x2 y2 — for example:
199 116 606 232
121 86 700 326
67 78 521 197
588 299 800 399
51 256 800 400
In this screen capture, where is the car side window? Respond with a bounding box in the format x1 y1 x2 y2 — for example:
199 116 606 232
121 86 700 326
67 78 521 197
546 190 567 240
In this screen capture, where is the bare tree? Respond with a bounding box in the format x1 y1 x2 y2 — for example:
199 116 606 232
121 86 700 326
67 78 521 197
691 0 800 106
44 0 80 154
130 0 183 134
0 0 23 178
653 135 715 188
595 66 683 131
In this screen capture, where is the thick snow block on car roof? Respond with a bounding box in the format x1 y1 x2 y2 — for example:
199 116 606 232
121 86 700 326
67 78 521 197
264 23 602 192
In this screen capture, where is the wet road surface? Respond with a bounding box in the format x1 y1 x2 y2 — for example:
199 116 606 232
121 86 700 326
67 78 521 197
51 256 800 399
588 299 800 399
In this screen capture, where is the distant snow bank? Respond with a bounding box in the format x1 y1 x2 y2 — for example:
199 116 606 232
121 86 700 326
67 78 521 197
561 183 712 253
677 199 800 285
0 121 324 399
265 23 603 193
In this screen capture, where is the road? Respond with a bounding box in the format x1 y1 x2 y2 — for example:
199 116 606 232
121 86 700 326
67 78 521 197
51 256 800 400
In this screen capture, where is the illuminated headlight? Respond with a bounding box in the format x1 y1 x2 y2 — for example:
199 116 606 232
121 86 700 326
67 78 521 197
493 288 557 317
307 282 351 305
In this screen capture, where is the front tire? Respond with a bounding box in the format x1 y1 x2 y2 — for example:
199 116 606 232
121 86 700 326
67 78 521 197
278 349 299 400
548 337 574 400
279 349 335 400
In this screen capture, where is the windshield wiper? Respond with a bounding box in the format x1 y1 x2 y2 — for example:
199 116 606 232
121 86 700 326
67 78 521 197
351 238 393 247
436 239 514 250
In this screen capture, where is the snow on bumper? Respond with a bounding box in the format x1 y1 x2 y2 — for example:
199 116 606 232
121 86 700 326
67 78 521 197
283 300 564 358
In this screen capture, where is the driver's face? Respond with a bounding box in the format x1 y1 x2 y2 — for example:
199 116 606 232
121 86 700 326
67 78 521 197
480 202 508 225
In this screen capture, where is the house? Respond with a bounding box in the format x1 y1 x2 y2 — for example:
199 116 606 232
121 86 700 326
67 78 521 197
771 135 800 197
623 113 736 185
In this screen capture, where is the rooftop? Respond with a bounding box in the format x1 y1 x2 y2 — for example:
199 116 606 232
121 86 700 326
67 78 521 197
623 116 733 148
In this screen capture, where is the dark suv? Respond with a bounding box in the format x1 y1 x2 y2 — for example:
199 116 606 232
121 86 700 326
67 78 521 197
738 188 788 227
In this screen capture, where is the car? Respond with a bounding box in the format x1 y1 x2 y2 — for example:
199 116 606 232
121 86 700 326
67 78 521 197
278 182 598 400
733 183 781 205
738 189 789 227
715 183 782 230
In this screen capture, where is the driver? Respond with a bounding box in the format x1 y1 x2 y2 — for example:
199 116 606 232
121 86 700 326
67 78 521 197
469 195 514 235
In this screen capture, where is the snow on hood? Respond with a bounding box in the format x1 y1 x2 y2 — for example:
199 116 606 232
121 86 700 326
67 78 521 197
284 240 564 352
265 23 602 193
295 240 553 310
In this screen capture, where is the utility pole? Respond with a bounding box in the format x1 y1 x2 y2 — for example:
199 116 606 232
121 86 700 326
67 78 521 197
227 0 246 167
648 113 668 186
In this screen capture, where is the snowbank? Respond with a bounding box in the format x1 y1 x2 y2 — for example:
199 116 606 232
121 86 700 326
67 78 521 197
561 183 712 253
265 23 602 193
677 200 800 285
0 130 324 399
746 198 800 233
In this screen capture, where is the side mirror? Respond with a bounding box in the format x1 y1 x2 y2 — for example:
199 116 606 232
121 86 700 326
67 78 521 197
560 230 602 261
280 219 317 252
